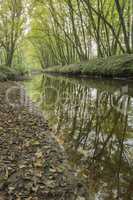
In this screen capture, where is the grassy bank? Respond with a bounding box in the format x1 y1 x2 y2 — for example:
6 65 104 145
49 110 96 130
44 54 133 78
0 65 28 81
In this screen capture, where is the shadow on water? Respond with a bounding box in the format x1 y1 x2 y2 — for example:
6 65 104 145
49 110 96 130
25 74 133 200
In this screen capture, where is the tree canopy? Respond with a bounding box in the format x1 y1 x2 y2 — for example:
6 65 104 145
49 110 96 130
0 0 133 69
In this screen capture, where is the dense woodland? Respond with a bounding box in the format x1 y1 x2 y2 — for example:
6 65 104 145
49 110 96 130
0 0 133 69
0 1 133 199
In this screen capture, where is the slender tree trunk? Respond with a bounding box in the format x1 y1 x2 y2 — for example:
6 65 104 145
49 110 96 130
131 0 133 52
115 0 131 53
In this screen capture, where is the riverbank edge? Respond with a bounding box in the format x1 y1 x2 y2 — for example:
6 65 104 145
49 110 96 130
0 65 29 81
0 81 87 199
44 54 133 79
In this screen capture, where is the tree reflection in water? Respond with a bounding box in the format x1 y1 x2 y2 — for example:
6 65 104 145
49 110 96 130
25 75 133 200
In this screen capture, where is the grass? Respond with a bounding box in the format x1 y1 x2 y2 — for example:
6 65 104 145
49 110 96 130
0 65 28 81
44 54 133 78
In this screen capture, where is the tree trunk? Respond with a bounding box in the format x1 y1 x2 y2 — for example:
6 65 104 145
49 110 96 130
115 0 131 53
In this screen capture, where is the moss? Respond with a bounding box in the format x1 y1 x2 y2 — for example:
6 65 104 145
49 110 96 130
0 65 28 81
0 72 7 81
44 54 133 78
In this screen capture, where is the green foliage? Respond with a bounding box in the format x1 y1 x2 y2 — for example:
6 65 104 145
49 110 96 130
0 64 27 81
0 0 27 67
45 54 133 77
0 0 133 74
28 0 133 69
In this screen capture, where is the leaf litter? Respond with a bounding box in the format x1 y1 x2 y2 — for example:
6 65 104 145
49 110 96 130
0 82 87 200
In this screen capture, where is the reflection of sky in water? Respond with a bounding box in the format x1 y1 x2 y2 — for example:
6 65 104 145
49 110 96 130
89 88 97 99
124 140 133 148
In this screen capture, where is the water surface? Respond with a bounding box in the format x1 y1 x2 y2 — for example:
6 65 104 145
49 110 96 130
25 74 133 200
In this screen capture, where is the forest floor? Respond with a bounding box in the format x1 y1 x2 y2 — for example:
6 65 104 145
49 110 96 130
0 82 86 200
44 54 133 79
